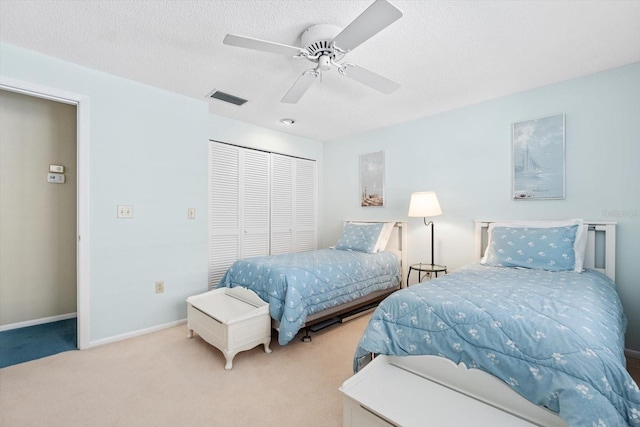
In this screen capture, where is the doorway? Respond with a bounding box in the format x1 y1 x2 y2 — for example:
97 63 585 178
0 76 90 349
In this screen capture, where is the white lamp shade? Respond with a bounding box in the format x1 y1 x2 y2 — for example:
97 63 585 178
408 191 442 217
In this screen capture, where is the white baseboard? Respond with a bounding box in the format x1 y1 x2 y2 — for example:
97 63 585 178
625 348 640 359
0 313 77 332
89 318 187 348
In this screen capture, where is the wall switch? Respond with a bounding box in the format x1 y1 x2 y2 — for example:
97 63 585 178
188 208 196 219
117 205 133 218
155 281 164 294
49 164 64 173
47 173 65 184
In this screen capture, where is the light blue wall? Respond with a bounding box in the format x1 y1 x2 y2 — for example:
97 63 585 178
0 43 209 342
209 115 323 160
322 63 640 351
2 41 637 351
0 43 322 344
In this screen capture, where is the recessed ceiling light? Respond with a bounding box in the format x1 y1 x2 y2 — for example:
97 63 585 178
280 118 295 125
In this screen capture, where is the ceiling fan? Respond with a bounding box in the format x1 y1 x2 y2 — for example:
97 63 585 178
223 0 403 103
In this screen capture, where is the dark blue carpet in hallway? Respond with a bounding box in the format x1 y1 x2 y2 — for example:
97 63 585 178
0 318 77 368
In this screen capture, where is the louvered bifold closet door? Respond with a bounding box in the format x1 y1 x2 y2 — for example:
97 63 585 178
270 154 294 255
209 142 240 288
209 142 316 289
241 149 270 258
294 158 317 252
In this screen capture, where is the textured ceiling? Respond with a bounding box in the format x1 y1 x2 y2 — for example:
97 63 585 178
1 0 639 142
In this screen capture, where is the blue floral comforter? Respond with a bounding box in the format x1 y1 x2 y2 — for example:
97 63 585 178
218 248 400 345
354 264 640 426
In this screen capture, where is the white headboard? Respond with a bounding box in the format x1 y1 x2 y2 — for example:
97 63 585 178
343 220 408 287
474 220 616 281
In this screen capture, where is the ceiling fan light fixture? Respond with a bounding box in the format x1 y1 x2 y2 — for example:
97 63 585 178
280 118 295 125
300 24 344 61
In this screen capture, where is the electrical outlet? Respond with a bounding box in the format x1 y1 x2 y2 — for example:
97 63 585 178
155 281 164 294
188 208 196 219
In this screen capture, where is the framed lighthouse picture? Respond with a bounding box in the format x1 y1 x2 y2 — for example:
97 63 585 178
512 114 565 200
360 150 385 207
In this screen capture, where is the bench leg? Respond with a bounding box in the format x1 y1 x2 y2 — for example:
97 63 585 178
223 350 236 370
263 337 272 353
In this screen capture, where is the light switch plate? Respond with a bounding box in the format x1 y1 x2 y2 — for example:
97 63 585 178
188 208 196 219
117 205 133 218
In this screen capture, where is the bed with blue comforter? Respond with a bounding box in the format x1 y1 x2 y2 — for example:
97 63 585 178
354 264 640 426
218 248 400 345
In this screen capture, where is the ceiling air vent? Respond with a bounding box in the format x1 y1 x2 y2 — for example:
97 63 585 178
207 89 248 106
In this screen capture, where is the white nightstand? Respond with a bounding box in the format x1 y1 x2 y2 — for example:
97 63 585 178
186 287 271 370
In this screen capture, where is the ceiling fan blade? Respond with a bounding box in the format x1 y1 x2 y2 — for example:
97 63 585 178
332 0 402 52
281 70 318 104
224 34 304 56
341 64 400 94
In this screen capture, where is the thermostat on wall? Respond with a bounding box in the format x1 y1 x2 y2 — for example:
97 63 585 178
47 173 66 184
49 165 64 173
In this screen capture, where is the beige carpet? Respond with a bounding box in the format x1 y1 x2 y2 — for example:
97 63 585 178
2 315 640 427
0 315 372 427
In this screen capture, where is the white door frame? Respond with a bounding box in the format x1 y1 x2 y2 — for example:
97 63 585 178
0 76 90 350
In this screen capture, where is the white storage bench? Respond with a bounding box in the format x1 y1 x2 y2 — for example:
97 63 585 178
186 287 271 370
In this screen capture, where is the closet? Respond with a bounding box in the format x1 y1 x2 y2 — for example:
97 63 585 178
208 141 317 288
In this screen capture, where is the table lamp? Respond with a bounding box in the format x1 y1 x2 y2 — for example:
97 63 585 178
408 191 442 266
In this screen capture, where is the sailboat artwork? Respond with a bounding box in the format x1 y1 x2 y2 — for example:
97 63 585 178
512 114 565 200
360 151 385 207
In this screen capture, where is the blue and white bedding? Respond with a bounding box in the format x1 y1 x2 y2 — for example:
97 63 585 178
354 264 640 426
218 248 400 345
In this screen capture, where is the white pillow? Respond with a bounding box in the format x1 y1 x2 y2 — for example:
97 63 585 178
481 219 586 272
374 222 396 252
574 224 588 272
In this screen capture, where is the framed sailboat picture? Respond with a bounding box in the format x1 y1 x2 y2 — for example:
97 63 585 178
360 150 385 207
512 114 565 200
